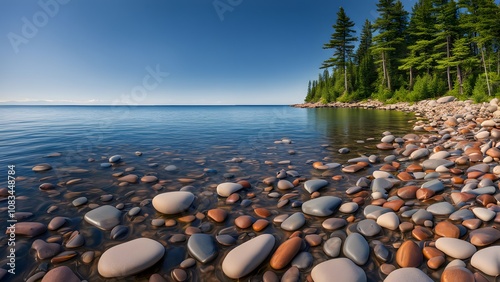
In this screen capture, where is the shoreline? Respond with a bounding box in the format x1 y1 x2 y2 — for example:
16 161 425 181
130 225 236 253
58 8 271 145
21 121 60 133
292 96 500 123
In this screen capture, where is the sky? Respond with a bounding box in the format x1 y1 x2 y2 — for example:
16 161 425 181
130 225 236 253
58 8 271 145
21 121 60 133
0 0 424 105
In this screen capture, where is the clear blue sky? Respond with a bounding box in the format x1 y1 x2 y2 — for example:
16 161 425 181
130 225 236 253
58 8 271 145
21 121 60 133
0 0 426 105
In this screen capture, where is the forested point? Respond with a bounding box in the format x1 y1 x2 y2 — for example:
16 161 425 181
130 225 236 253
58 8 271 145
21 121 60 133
305 0 500 104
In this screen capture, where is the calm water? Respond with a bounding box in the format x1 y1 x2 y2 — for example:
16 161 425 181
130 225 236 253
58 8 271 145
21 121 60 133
0 106 414 281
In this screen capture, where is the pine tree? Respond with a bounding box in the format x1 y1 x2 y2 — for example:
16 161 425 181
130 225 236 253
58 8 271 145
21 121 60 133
321 7 357 94
372 0 409 91
356 20 377 98
432 0 459 91
400 0 436 89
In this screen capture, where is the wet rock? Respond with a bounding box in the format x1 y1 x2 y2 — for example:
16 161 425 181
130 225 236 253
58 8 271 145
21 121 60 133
41 266 80 282
270 237 302 270
281 212 305 231
216 182 243 197
311 258 366 282
343 233 369 265
435 237 476 259
396 240 422 267
32 239 61 259
84 205 121 230
152 191 195 214
222 234 275 279
98 238 165 277
187 234 217 264
302 196 342 217
470 245 500 276
303 179 328 193
384 267 432 282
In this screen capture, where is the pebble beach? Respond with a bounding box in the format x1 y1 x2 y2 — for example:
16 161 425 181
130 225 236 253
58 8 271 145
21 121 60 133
1 97 500 281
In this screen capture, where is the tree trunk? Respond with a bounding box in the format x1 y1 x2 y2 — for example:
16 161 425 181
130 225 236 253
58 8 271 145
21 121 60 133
382 51 391 91
446 36 452 91
457 65 463 95
381 51 387 88
480 45 492 96
409 67 414 90
344 65 348 94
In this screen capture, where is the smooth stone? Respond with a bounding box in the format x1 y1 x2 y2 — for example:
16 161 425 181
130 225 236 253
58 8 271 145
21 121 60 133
396 240 422 267
291 251 313 270
187 234 217 264
141 175 158 183
427 202 455 215
303 179 328 193
270 237 302 269
302 196 342 217
216 182 243 197
152 191 195 214
371 178 393 193
356 219 381 237
410 148 429 160
81 251 95 264
263 271 279 282
343 233 369 265
472 207 495 221
118 174 138 183
9 222 47 237
281 212 305 231
84 205 121 230
66 231 85 248
470 246 500 276
435 221 460 238
374 243 390 262
383 267 432 282
165 165 178 171
109 155 122 163
311 258 366 282
277 180 294 190
339 202 359 213
98 238 164 277
101 163 112 168
422 159 454 170
216 235 237 246
412 209 433 225
41 266 80 282
377 212 399 230
32 163 52 172
110 225 129 239
469 227 500 246
48 217 67 231
32 239 61 259
429 151 451 159
363 205 391 220
207 208 227 223
449 209 475 221
128 207 141 216
421 179 444 192
435 237 476 259
172 268 187 281
323 237 342 257
221 234 275 279
234 215 254 229
441 266 474 282
322 218 347 230
72 197 88 207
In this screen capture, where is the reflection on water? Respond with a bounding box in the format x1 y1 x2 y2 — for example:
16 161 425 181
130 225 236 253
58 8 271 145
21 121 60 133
308 108 413 147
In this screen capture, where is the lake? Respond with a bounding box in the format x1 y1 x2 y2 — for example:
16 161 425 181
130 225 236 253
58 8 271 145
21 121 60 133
0 105 414 281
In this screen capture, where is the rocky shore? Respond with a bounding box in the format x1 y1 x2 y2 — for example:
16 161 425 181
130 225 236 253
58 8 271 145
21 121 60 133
1 96 500 281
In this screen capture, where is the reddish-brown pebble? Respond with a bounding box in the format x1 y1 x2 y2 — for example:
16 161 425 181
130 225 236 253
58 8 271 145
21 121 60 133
396 240 422 267
422 246 445 259
469 227 500 246
383 199 404 211
178 215 195 223
462 218 481 230
252 219 269 232
332 175 343 181
269 237 302 270
184 226 201 235
441 266 474 282
237 180 251 188
416 188 435 200
165 219 177 227
397 186 419 199
371 198 386 206
406 164 423 172
254 208 271 218
226 193 240 204
399 222 414 233
380 164 397 172
234 215 254 229
476 194 496 207
427 256 445 269
434 221 460 238
412 226 433 241
304 234 322 247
